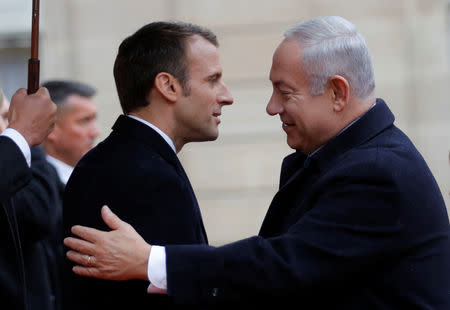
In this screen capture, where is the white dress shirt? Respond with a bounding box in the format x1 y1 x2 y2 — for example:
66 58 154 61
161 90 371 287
127 115 174 289
46 155 74 185
127 115 176 153
1 128 31 167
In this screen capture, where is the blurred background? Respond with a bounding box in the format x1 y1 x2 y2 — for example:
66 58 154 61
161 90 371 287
1 0 449 245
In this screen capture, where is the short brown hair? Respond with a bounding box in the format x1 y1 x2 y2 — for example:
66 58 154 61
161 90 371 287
113 21 218 114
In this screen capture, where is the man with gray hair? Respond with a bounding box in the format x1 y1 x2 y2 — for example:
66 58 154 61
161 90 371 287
64 16 449 309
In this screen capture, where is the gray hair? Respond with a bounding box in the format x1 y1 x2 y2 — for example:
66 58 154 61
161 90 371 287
284 16 375 100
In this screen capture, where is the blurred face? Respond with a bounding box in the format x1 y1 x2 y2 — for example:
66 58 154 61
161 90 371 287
175 35 233 144
0 96 9 133
267 39 335 154
47 95 99 166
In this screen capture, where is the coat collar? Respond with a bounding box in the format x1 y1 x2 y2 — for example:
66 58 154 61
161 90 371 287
260 99 395 236
279 98 395 189
309 98 395 172
111 115 180 168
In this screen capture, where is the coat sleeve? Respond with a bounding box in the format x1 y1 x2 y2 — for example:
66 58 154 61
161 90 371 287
0 136 31 204
165 158 433 304
12 147 62 242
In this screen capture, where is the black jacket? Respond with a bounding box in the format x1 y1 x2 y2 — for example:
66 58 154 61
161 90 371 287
63 115 208 309
0 136 32 310
13 146 63 310
165 99 450 309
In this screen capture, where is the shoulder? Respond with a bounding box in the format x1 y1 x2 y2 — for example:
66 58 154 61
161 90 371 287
68 140 182 193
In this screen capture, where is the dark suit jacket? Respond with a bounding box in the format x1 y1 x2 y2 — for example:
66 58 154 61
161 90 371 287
13 146 63 310
0 136 32 310
63 115 208 309
165 99 450 309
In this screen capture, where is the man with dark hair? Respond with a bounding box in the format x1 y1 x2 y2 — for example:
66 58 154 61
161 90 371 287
42 80 99 186
62 21 233 309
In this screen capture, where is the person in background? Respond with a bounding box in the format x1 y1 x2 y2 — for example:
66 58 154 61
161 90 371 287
1 86 63 310
1 87 56 310
41 80 99 187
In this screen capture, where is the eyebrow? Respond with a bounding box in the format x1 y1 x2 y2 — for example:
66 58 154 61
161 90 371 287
206 72 222 80
272 80 292 89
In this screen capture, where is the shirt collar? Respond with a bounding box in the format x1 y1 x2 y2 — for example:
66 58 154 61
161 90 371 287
126 115 176 153
46 155 74 185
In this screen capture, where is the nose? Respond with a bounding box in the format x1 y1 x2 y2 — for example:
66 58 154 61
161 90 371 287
218 82 233 106
266 92 282 116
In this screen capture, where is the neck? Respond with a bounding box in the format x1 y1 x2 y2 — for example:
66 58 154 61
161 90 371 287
306 96 376 155
45 149 76 167
129 108 184 153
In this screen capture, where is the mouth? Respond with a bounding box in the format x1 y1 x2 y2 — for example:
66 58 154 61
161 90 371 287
282 121 294 128
213 112 221 124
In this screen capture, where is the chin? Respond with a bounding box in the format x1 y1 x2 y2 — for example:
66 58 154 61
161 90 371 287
286 138 299 150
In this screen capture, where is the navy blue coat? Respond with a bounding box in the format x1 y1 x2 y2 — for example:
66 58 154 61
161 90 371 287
0 136 32 310
165 99 450 309
63 115 208 309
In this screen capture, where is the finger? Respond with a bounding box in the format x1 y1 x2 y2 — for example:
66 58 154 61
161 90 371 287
101 205 125 230
71 225 104 243
64 236 96 255
147 284 167 294
66 250 93 267
11 88 27 100
72 265 104 280
35 86 50 96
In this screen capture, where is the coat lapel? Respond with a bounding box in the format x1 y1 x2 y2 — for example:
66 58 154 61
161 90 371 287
111 115 208 243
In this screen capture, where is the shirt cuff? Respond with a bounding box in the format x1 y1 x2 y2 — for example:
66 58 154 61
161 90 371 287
1 128 31 167
148 245 167 289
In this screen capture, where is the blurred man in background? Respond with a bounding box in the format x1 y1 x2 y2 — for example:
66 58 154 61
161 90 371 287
41 80 99 187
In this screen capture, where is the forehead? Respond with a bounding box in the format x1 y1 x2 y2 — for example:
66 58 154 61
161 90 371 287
60 95 97 116
270 39 305 87
185 35 222 75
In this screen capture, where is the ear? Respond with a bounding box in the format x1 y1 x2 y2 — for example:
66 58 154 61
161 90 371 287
154 72 181 103
328 75 349 112
46 124 59 143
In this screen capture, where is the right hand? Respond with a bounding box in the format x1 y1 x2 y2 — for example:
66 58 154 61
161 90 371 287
8 87 57 146
64 206 152 282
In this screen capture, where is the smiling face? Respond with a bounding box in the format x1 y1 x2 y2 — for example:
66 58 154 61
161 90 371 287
174 35 233 145
266 39 337 154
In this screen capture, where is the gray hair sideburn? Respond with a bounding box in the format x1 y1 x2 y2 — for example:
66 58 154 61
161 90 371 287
284 16 375 100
